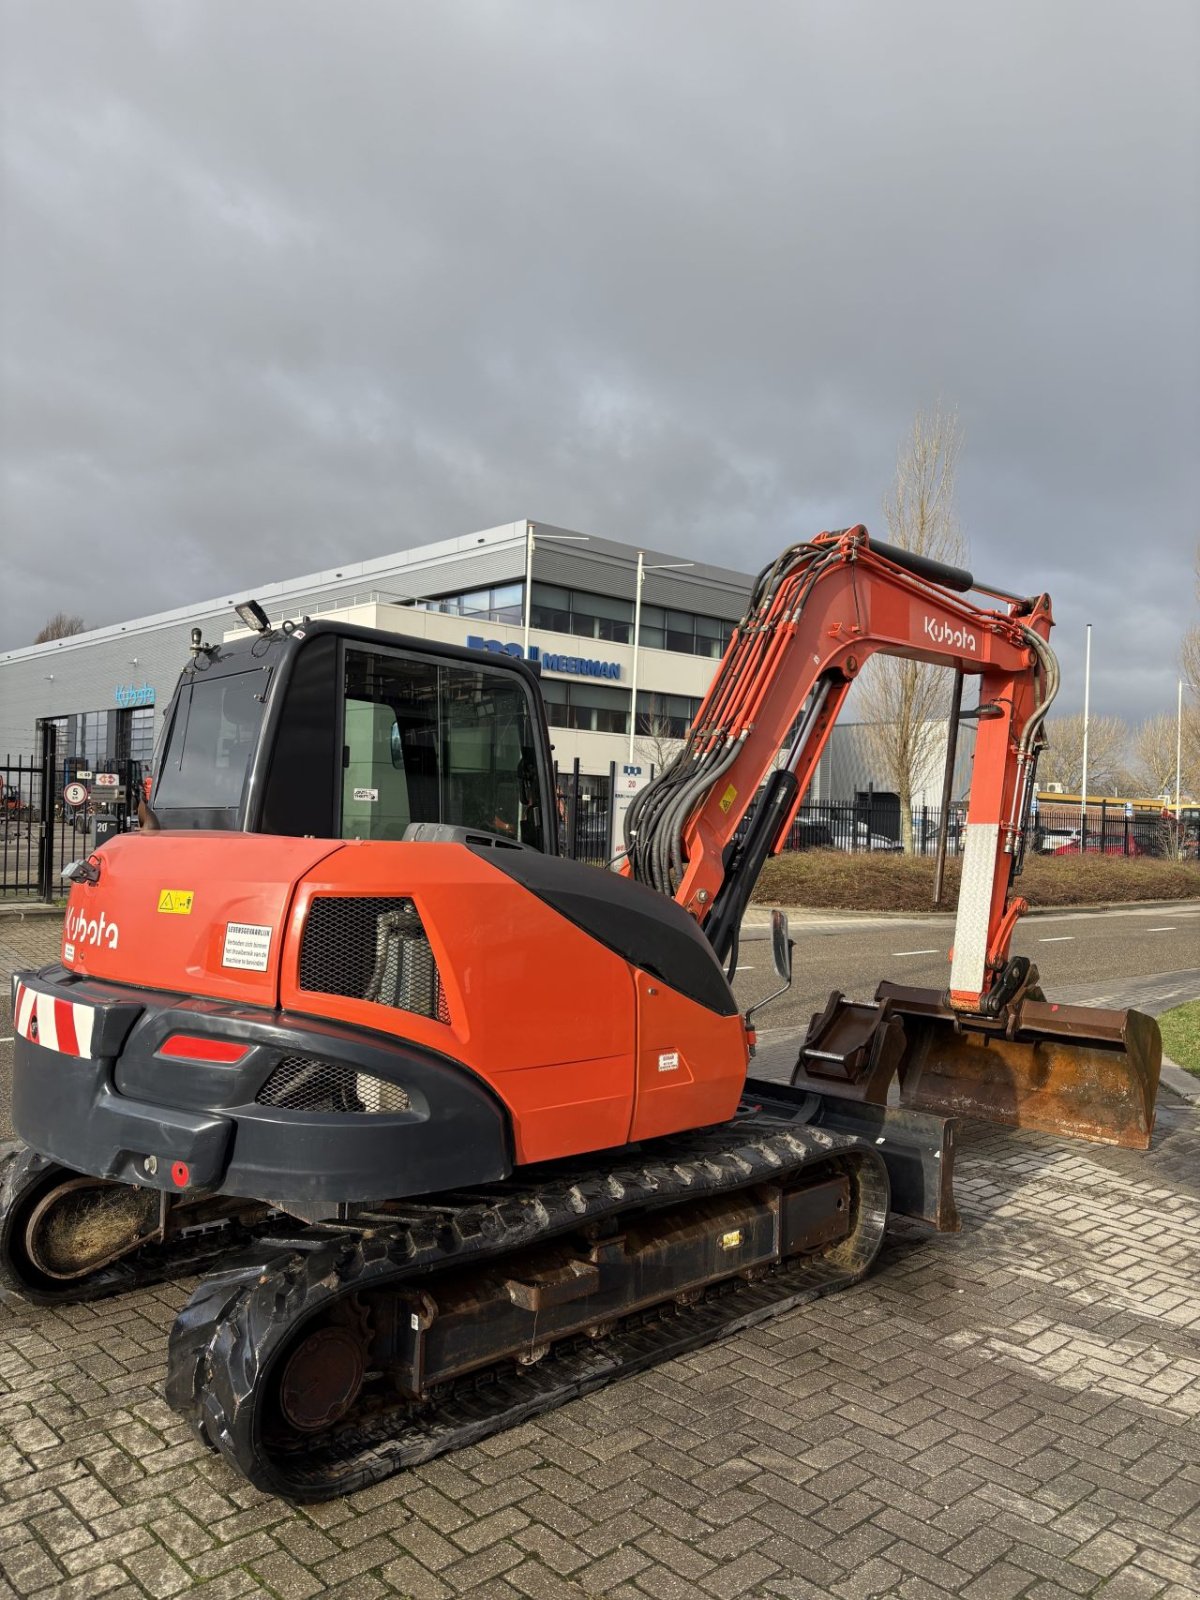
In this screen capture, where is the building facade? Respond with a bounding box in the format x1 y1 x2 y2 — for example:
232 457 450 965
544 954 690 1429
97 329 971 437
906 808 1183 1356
0 521 754 784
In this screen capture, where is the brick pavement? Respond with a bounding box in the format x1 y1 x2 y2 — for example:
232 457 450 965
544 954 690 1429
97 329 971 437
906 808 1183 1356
1 920 1198 1598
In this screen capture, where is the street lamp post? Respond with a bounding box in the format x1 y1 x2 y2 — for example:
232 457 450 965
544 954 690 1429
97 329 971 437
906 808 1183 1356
627 553 694 763
1178 678 1184 823
1080 622 1092 845
1177 678 1198 820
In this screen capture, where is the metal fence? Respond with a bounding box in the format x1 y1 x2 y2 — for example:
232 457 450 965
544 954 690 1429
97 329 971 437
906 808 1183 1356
554 761 622 865
1 722 144 900
549 771 1198 869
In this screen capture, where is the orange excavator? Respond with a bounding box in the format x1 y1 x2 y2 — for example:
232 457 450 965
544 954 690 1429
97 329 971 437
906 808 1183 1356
2 527 1159 1499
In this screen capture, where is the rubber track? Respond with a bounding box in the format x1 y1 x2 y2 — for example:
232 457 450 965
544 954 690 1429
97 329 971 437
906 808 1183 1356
167 1117 889 1500
0 1142 289 1306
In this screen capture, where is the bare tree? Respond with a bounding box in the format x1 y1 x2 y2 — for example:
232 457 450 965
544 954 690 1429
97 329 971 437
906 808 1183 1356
1039 712 1130 793
1181 539 1200 710
857 402 964 851
35 612 86 643
634 714 683 774
1172 543 1200 805
1133 713 1185 798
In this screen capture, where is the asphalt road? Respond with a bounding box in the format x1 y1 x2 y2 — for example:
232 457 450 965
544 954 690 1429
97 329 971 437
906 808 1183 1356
1 900 1196 1145
736 899 1200 1039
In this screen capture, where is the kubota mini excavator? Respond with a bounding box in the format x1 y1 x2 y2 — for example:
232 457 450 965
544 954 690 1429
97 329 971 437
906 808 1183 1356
2 527 1160 1500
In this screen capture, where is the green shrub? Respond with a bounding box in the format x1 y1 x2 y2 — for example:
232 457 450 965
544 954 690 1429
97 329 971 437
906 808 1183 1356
753 850 1200 913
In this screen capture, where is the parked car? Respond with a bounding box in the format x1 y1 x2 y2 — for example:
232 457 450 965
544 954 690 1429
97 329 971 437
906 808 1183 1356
1051 838 1145 857
831 820 903 853
790 819 836 850
1036 826 1081 852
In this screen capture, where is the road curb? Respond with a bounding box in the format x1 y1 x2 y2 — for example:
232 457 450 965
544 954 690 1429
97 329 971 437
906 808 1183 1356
1160 1057 1200 1103
0 904 63 921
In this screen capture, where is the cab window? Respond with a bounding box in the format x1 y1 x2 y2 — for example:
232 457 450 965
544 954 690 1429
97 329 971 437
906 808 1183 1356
341 647 546 850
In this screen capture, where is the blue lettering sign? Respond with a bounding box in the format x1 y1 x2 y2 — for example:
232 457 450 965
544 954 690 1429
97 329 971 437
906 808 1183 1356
114 683 156 708
466 636 620 681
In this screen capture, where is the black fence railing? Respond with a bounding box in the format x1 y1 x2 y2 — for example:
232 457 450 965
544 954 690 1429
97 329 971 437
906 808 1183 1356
1 723 145 900
0 747 50 896
548 771 1198 869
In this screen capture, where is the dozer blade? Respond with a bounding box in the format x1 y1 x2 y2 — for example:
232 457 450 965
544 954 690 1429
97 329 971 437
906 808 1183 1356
876 982 1162 1150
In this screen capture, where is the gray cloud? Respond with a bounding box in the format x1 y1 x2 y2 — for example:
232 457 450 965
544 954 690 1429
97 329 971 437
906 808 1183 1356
2 0 1197 724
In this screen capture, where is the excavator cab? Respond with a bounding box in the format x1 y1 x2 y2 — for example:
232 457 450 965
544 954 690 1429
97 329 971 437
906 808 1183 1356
147 620 556 850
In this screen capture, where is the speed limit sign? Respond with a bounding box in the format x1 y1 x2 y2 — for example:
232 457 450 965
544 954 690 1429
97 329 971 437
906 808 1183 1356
64 781 89 807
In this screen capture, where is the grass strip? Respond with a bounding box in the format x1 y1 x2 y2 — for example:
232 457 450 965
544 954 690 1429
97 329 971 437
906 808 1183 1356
1158 1001 1200 1077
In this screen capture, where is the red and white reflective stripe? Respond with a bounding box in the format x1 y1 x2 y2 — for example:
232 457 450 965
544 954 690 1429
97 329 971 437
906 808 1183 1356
13 981 97 1059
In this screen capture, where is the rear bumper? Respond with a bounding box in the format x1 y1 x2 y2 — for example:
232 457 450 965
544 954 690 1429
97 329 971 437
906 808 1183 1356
11 966 512 1207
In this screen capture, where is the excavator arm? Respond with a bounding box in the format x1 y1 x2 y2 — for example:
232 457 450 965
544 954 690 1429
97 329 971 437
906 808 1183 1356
624 526 1160 1149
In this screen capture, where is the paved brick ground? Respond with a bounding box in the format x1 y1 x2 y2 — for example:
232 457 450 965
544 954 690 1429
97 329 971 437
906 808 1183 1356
2 919 1198 1599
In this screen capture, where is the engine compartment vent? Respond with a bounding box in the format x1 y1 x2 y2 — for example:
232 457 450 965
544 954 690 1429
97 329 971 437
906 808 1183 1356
299 896 449 1023
255 1055 412 1115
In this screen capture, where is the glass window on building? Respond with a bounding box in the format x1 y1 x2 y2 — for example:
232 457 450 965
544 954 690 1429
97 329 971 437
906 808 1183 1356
570 592 633 644
129 707 156 767
79 710 108 768
633 606 733 658
694 613 732 658
638 605 666 650
539 678 630 735
490 582 524 624
636 691 703 739
531 584 634 643
530 582 571 633
431 577 737 658
428 582 527 625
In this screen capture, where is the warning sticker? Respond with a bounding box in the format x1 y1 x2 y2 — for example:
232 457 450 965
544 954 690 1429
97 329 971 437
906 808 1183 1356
222 922 273 972
352 787 379 802
157 889 194 915
718 783 738 814
657 1051 680 1072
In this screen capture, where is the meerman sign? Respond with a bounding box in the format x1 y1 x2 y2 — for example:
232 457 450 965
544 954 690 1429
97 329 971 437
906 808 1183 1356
467 636 621 681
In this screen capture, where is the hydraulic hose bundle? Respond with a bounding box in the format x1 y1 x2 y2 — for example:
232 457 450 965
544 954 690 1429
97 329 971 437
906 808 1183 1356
624 538 843 896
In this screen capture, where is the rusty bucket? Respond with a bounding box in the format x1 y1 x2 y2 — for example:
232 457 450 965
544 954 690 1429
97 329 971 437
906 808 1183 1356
876 982 1162 1150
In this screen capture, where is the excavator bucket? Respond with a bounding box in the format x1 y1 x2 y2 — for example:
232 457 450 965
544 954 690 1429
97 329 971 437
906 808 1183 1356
876 982 1162 1150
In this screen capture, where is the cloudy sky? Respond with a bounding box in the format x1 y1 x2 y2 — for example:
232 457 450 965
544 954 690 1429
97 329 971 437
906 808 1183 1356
2 1 1197 721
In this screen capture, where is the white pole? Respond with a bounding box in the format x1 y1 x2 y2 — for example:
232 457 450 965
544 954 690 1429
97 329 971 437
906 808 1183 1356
1177 678 1184 821
522 522 534 655
628 551 644 763
1080 622 1092 843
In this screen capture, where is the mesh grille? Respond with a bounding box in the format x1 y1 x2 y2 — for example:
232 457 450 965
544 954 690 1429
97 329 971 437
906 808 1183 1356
255 1055 412 1114
299 896 449 1023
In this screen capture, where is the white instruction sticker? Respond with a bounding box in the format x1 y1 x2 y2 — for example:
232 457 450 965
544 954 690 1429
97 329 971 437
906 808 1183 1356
657 1051 680 1072
222 922 273 972
352 787 379 802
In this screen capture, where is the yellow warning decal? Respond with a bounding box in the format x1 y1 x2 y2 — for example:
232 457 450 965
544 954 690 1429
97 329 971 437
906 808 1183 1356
719 1229 744 1250
157 889 194 915
718 783 738 814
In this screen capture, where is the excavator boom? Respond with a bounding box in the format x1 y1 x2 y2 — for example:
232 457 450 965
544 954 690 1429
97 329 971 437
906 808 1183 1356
625 526 1160 1148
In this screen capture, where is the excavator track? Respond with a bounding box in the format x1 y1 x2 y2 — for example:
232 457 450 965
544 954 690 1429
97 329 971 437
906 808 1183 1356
166 1115 889 1500
0 1142 289 1306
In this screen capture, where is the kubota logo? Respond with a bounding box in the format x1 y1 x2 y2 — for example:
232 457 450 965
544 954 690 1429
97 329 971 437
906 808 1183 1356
924 616 978 653
65 905 120 951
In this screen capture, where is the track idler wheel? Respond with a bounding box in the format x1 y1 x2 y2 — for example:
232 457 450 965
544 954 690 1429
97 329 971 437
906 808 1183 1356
0 1142 159 1302
24 1177 159 1280
270 1297 372 1442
